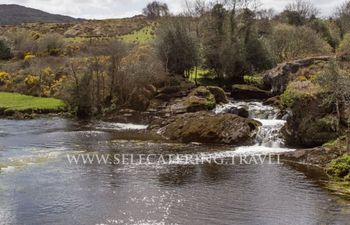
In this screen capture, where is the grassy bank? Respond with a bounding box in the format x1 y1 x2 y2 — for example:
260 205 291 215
0 92 66 114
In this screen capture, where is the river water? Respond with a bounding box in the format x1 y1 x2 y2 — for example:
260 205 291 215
0 101 350 225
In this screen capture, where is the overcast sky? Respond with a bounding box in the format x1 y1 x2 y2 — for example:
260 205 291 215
0 0 345 19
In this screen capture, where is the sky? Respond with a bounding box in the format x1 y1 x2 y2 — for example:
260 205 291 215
0 0 345 19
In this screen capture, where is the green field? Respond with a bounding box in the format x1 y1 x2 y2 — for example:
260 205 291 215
189 68 211 81
120 23 157 44
0 92 66 113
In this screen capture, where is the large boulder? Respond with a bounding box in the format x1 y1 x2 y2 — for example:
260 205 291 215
150 111 261 145
166 86 216 114
263 56 332 95
282 93 339 148
231 84 271 100
129 85 158 111
207 86 229 104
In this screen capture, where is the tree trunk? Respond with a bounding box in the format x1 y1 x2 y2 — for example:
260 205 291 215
347 120 350 153
347 130 350 153
336 98 341 135
195 66 198 87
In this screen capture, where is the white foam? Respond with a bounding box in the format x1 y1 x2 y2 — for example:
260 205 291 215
256 119 286 126
95 122 148 130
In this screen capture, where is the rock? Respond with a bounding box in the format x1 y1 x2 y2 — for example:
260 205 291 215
129 93 150 111
144 84 157 96
280 147 345 167
231 84 271 100
263 56 332 95
156 85 191 101
207 86 229 104
166 86 216 114
150 111 261 145
225 107 249 118
282 94 339 148
263 96 283 108
64 24 83 37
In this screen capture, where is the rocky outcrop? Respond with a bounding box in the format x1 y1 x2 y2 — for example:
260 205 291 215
263 56 332 95
165 86 225 114
282 94 339 148
281 147 344 167
150 111 261 145
231 84 271 100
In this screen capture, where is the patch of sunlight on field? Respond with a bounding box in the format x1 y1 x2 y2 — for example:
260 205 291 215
0 92 66 112
120 23 157 44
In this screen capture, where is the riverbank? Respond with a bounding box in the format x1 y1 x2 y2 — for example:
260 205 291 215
0 92 67 119
280 140 350 197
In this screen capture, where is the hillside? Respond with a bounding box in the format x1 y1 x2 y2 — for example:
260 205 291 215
0 4 79 25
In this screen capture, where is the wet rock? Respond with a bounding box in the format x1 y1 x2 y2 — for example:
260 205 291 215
224 107 249 118
281 147 345 167
150 111 261 145
231 84 271 100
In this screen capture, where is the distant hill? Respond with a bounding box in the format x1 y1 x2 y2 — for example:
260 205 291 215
0 4 81 25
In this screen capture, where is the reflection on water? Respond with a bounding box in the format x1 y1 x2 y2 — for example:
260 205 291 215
0 118 350 225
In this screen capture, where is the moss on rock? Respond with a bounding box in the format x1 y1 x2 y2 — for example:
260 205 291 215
152 111 261 145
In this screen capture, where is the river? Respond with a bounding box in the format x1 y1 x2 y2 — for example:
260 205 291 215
0 101 350 225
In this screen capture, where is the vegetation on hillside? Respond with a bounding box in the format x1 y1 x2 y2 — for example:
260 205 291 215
0 0 349 126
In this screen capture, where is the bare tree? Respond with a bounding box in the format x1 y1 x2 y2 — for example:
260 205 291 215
335 1 350 37
285 0 319 18
184 0 211 17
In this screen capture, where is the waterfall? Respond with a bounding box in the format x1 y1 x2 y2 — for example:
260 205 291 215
215 101 293 154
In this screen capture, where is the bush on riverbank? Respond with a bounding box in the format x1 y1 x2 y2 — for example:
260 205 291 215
326 154 350 181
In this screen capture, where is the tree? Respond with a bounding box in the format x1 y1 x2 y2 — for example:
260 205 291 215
265 24 332 63
316 62 350 153
156 18 199 76
335 1 350 37
285 0 319 19
308 19 338 49
0 36 13 60
143 1 169 19
279 10 306 26
338 33 350 54
202 3 227 79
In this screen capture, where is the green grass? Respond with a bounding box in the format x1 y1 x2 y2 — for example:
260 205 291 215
189 68 211 81
120 23 157 44
0 92 66 113
64 36 91 43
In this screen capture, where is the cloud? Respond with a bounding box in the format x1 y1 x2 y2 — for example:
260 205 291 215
0 0 344 19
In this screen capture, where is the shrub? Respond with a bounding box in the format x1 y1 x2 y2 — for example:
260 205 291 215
326 154 350 180
244 75 264 87
24 53 35 61
281 81 320 107
24 74 40 87
38 33 64 56
6 31 38 59
265 24 332 63
0 72 10 85
337 33 350 53
0 36 13 60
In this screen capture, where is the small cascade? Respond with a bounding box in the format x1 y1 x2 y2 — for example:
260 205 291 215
215 101 291 153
